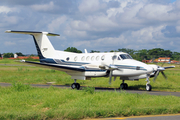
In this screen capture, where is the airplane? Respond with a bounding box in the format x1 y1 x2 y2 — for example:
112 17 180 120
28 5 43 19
5 30 175 91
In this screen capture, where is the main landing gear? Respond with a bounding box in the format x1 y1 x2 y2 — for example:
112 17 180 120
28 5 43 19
146 74 152 91
120 80 128 90
71 79 80 90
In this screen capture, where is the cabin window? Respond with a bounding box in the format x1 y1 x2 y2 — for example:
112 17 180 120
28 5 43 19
96 56 100 61
112 55 117 60
81 56 85 61
86 56 90 61
101 55 105 61
74 56 78 61
66 57 70 61
91 56 94 61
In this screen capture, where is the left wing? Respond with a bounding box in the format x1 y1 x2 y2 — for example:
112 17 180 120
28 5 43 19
21 60 86 72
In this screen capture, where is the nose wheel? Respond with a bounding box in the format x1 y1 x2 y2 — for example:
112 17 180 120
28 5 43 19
146 74 152 91
146 84 152 91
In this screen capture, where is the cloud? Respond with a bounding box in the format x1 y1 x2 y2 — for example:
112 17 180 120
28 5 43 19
0 6 18 13
1 0 180 54
0 6 12 13
78 0 106 14
4 41 16 46
48 16 67 32
31 1 56 12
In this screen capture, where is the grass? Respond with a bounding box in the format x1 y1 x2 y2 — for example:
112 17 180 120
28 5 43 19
0 59 180 91
0 59 180 119
0 85 180 120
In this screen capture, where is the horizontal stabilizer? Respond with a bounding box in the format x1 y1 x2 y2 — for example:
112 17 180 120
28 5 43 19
5 30 60 36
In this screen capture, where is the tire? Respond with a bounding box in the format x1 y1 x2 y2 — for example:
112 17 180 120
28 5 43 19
76 83 80 90
146 84 152 91
120 83 125 89
124 83 128 89
71 83 76 89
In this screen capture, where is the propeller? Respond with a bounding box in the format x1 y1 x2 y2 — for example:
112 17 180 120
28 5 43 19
153 57 175 82
153 66 166 82
100 53 119 84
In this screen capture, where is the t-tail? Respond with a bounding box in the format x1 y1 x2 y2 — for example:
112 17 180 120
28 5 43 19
5 30 60 60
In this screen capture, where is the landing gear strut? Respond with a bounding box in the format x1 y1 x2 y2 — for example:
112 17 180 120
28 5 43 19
71 79 80 90
120 80 128 89
146 74 152 91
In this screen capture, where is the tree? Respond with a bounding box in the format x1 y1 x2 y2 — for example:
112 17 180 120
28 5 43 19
90 50 100 53
3 53 14 58
15 52 25 56
118 48 135 55
64 47 82 53
135 49 149 61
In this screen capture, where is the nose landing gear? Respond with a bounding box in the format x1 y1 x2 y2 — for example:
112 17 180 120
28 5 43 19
146 74 152 91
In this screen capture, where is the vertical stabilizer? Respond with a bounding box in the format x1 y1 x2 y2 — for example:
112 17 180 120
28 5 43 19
5 30 60 59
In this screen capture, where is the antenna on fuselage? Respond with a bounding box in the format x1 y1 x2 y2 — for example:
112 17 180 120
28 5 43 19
84 49 88 53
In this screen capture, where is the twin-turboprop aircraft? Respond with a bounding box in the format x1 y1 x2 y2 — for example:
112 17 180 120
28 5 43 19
5 30 175 91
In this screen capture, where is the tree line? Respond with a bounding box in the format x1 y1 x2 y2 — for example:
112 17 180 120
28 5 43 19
0 52 35 58
1 47 180 61
64 47 180 61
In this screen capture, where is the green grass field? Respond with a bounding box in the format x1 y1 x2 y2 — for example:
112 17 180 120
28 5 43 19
0 84 180 120
0 59 179 92
0 59 180 120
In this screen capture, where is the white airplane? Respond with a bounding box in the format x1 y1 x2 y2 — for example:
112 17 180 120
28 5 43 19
5 30 175 91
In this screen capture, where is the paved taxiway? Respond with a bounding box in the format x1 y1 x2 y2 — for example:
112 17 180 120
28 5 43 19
85 114 180 120
0 82 180 96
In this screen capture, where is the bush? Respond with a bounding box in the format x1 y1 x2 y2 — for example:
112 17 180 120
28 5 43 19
82 87 95 94
12 82 32 92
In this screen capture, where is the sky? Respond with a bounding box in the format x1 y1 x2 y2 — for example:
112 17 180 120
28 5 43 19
0 0 180 54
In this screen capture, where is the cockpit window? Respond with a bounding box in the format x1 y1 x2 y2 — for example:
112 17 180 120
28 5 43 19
119 54 133 60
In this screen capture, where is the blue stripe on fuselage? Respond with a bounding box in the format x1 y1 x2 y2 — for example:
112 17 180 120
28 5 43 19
39 58 146 71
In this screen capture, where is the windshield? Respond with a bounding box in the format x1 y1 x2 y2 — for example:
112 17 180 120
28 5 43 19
119 54 133 60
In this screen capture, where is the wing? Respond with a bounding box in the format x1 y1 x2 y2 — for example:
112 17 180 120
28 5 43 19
21 60 85 72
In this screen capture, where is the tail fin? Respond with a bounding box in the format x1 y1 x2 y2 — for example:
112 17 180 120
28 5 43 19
5 30 60 59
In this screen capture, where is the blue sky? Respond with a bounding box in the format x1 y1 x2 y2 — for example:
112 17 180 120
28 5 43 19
0 0 180 54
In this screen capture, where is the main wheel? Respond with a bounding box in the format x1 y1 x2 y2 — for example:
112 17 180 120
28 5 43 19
76 83 80 90
71 83 76 89
124 83 128 89
120 83 125 89
146 84 152 91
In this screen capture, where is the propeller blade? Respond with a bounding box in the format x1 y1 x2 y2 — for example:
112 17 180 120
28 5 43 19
164 66 175 69
161 71 167 80
109 70 113 84
153 71 159 82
